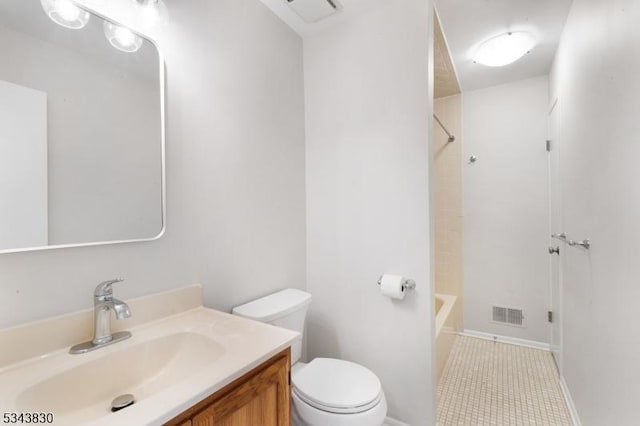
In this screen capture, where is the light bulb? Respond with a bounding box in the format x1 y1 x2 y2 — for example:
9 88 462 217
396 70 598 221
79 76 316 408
104 21 143 53
115 26 135 46
141 5 160 23
131 0 167 27
55 0 80 21
41 0 90 29
473 32 536 67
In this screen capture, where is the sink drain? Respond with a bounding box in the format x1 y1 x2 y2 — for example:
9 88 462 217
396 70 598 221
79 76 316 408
111 394 135 412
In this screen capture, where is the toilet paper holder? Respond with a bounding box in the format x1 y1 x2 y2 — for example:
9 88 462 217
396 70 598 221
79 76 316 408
377 276 417 291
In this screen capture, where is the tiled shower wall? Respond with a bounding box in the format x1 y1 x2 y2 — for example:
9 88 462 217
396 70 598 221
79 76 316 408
433 94 464 308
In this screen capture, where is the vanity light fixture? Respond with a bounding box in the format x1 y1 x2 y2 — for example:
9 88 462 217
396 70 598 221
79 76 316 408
40 0 90 29
474 32 536 67
133 0 160 7
104 21 143 53
132 0 167 26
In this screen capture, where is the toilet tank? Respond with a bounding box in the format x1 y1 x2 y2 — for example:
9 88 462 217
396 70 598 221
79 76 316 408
232 289 312 364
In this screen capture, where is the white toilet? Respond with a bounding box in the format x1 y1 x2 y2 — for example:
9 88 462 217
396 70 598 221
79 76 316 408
232 289 387 426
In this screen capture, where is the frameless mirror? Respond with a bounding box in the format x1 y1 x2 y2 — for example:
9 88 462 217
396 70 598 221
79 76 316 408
0 0 164 253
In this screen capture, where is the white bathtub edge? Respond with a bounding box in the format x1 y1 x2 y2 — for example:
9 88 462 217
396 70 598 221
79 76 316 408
435 293 457 337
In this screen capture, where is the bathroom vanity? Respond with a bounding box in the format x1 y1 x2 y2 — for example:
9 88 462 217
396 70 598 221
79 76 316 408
165 348 290 426
0 285 298 426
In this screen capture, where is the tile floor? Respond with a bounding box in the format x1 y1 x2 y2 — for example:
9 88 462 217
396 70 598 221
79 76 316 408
437 335 573 426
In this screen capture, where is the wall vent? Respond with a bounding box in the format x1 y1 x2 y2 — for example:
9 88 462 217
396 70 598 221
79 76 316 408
286 0 339 23
492 306 525 327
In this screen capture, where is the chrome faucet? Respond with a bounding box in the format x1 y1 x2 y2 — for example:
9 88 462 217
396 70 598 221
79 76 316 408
69 279 132 354
93 279 131 344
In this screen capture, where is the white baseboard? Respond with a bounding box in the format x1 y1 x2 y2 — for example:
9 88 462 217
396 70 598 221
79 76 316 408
461 329 551 351
559 376 582 426
384 417 411 426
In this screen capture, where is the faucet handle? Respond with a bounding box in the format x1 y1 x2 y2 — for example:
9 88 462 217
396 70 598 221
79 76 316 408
95 278 124 298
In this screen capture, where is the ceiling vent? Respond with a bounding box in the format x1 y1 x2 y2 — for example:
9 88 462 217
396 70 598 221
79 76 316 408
286 0 338 23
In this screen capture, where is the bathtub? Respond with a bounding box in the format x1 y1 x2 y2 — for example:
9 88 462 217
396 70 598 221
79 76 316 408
435 293 460 380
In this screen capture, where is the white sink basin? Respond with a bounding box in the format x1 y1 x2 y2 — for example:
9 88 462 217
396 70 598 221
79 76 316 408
0 307 298 426
16 332 224 423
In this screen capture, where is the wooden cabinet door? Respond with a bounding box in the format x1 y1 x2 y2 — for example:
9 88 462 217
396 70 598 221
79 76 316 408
191 352 290 426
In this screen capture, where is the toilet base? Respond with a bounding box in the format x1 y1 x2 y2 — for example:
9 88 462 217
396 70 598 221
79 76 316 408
292 390 387 426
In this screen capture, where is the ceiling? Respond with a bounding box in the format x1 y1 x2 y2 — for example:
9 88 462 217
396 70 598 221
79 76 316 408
435 0 572 92
259 0 377 37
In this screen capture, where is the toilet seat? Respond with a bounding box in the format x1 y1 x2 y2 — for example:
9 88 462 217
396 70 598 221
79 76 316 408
292 358 383 414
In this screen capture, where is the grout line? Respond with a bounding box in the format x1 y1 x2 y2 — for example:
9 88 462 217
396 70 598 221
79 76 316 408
437 335 573 426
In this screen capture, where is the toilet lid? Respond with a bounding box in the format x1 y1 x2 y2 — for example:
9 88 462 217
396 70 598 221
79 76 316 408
292 358 382 414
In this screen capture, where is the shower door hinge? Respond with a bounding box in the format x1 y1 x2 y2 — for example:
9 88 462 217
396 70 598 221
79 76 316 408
548 311 553 323
546 140 552 152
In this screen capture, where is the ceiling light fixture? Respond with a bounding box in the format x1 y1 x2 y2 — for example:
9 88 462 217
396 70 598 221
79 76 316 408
103 21 143 53
40 0 90 29
474 32 536 67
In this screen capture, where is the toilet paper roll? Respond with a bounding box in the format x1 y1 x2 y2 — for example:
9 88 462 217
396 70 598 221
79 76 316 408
380 274 405 300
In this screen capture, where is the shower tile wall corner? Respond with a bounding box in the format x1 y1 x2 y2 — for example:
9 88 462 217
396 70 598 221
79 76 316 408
433 94 464 312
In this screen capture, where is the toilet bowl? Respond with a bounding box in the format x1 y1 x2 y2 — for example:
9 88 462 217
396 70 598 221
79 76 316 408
291 359 387 426
232 289 387 426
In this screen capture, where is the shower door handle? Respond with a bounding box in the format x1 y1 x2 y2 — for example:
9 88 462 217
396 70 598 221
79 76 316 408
548 246 560 255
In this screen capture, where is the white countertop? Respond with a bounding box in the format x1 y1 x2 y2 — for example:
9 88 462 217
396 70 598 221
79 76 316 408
0 306 298 425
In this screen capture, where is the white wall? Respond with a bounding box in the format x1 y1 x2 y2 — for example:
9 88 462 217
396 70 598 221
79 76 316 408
304 1 435 424
0 0 306 328
463 76 550 343
550 0 640 423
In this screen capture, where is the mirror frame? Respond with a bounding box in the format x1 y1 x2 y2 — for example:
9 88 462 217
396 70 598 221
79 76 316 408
0 3 166 254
